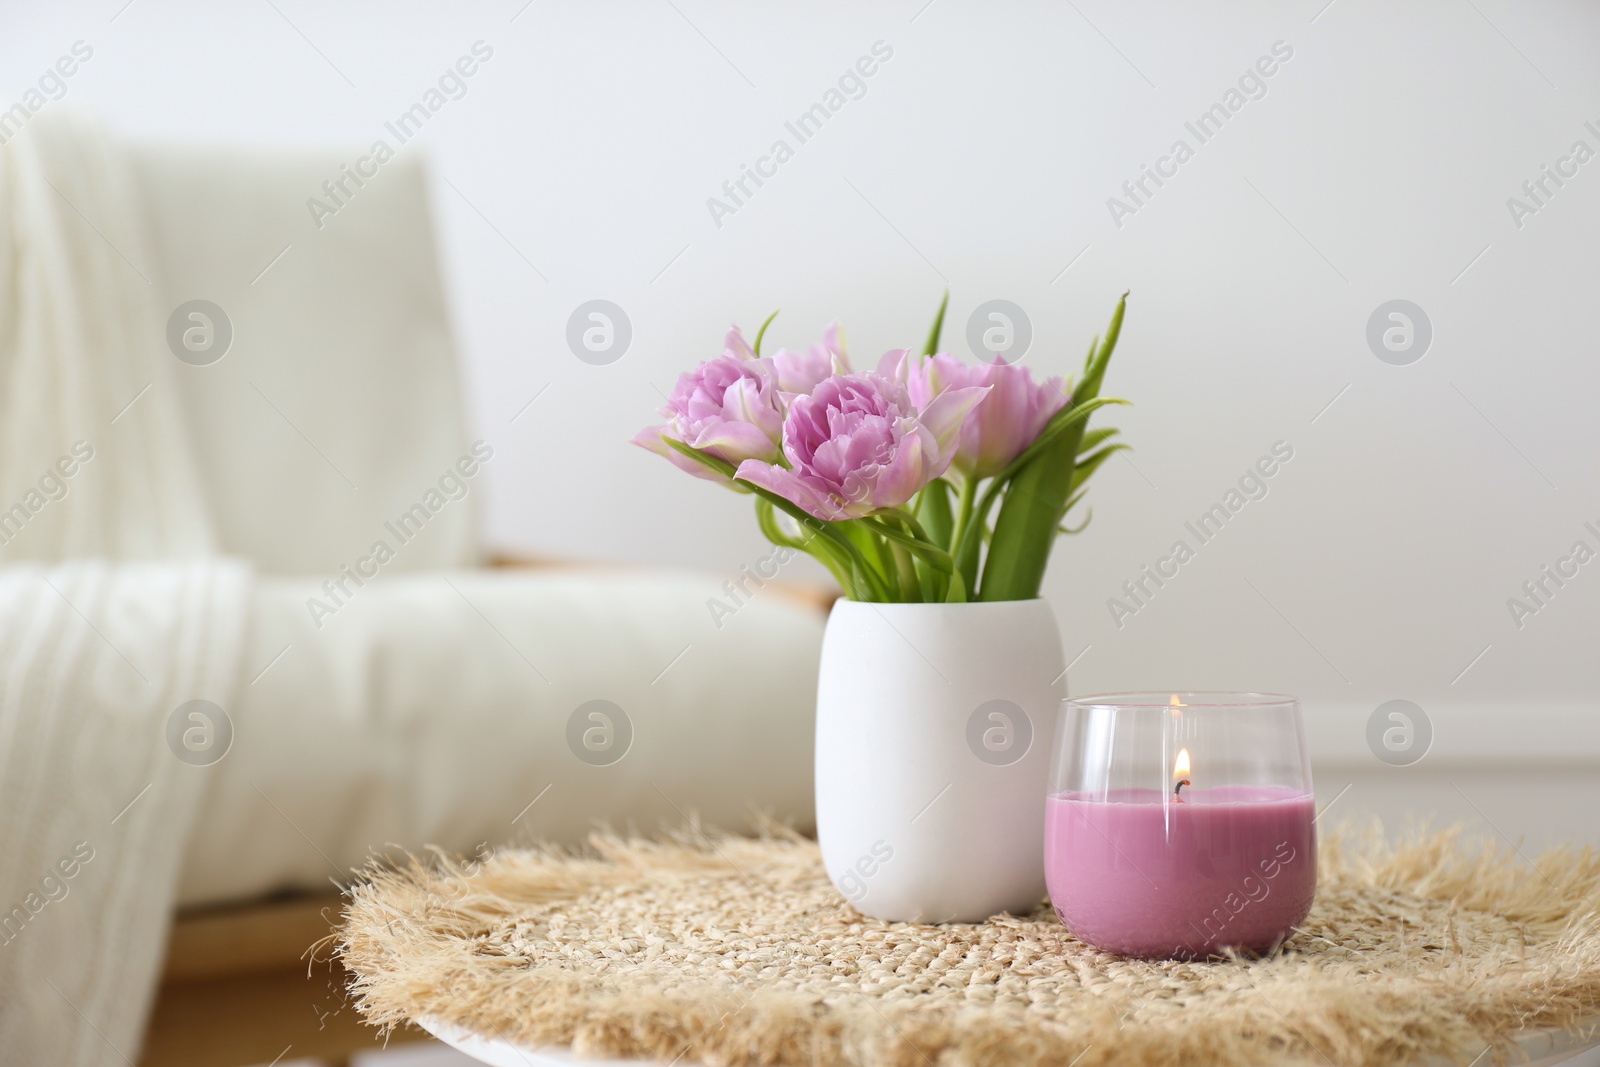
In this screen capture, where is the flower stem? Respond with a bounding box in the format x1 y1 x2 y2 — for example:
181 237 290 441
889 541 921 601
755 497 856 596
948 476 978 587
739 482 892 601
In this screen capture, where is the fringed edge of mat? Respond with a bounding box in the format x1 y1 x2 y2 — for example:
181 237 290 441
337 824 1600 1067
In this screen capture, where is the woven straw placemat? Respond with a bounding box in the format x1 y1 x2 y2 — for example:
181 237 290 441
338 824 1600 1067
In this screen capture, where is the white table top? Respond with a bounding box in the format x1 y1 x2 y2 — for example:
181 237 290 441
422 1015 1600 1067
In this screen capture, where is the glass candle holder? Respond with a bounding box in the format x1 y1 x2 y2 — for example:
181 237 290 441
1045 692 1316 959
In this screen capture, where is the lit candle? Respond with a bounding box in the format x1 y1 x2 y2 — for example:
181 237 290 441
1044 692 1317 959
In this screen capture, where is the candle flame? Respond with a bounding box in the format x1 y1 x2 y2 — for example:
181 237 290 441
1170 694 1183 708
1174 747 1191 779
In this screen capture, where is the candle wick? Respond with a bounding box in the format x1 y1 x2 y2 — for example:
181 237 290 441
1174 778 1191 797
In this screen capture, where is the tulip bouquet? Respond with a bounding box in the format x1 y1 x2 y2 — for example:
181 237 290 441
632 294 1130 602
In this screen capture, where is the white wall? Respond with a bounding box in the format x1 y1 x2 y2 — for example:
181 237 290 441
3 0 1597 842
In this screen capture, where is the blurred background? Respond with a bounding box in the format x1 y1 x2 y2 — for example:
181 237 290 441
3 1 1598 1064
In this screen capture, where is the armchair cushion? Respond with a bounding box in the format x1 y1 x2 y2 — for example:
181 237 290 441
178 567 822 905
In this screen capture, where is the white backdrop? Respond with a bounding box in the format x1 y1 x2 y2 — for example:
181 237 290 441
3 0 1598 839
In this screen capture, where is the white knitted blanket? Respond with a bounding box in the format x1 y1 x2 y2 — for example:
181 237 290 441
0 112 251 1064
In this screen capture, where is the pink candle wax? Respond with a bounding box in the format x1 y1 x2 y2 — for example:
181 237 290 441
1044 784 1316 959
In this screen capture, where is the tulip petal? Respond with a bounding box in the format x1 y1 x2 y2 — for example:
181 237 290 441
720 377 785 445
822 321 851 373
631 426 726 482
724 324 755 361
875 348 910 383
869 423 933 508
734 460 853 520
689 419 782 463
918 384 990 463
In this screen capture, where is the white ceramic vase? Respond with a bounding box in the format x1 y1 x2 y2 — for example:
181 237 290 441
814 598 1065 923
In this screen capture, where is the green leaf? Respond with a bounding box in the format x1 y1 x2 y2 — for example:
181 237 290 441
922 290 950 356
734 479 892 601
1076 291 1127 400
913 481 954 600
755 497 807 550
996 397 1128 481
841 518 900 602
881 506 938 547
864 515 956 574
915 479 955 550
952 396 1127 586
1077 426 1121 454
756 497 857 594
1070 443 1129 490
752 309 780 357
944 564 967 602
1058 510 1093 535
978 293 1128 601
1057 486 1091 534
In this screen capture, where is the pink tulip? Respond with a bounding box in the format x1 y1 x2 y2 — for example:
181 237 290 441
631 352 785 481
767 322 849 394
736 354 988 520
633 323 854 481
906 353 1068 480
